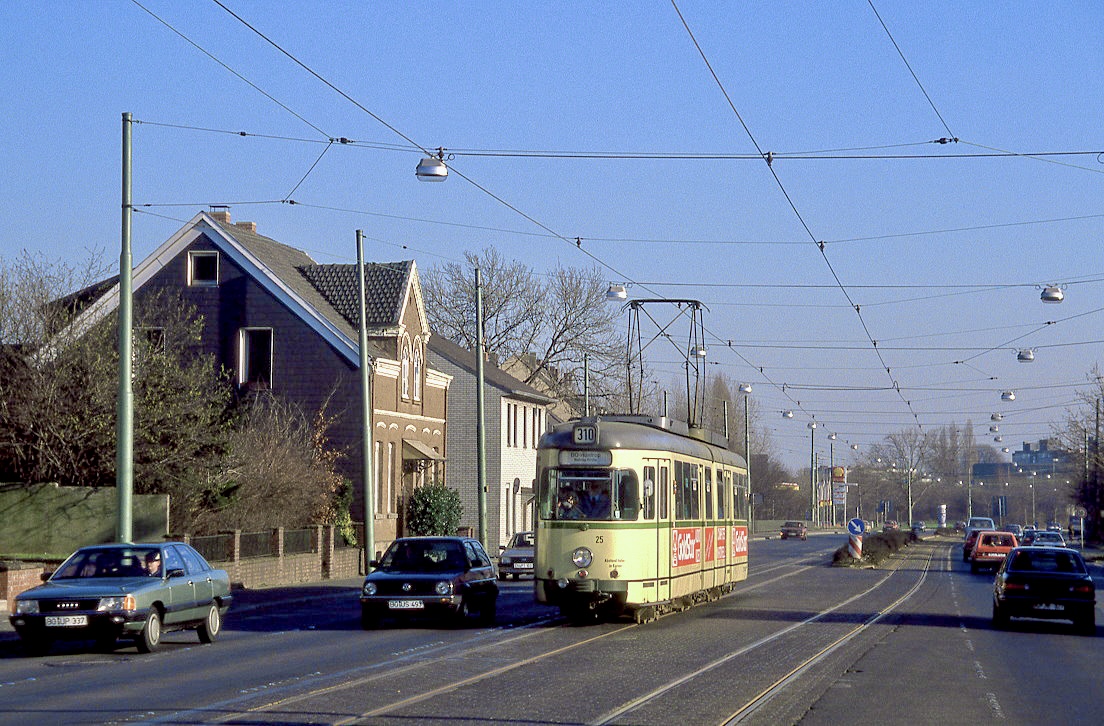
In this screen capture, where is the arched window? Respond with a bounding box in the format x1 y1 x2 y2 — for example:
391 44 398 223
412 341 423 401
400 340 411 400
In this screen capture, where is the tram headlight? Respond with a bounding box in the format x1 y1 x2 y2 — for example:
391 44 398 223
571 547 593 568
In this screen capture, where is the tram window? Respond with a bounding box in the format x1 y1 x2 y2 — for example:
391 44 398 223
659 466 669 520
643 466 656 520
717 470 727 519
704 468 713 520
614 469 640 520
674 460 699 520
537 468 559 519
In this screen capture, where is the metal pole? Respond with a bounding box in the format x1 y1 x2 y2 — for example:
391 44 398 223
116 112 134 543
810 428 816 526
583 353 590 416
907 468 913 528
744 396 752 525
475 268 488 547
356 231 375 566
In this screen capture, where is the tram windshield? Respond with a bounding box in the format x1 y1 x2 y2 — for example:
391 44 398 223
538 468 640 521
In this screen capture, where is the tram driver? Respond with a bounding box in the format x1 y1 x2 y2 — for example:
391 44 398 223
557 491 583 520
580 481 611 519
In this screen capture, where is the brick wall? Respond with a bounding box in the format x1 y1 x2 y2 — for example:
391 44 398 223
0 565 46 611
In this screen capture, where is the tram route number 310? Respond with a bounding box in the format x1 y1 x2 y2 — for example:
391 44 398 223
573 425 598 445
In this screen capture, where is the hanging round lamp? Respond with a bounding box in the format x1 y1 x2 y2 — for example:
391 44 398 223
605 283 627 301
415 154 448 181
1040 285 1064 303
1001 391 1016 401
1017 349 1035 362
991 413 1003 422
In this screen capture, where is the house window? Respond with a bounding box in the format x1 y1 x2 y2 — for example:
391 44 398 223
188 251 219 286
532 408 541 448
522 405 528 448
238 328 273 391
386 442 395 513
376 441 384 513
400 342 410 400
412 344 423 401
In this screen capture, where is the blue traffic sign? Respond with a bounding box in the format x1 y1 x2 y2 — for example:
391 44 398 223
847 518 866 536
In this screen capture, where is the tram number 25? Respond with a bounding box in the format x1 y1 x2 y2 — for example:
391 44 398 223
594 536 604 544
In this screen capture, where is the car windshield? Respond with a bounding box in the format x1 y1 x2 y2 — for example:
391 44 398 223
1035 532 1063 542
784 522 803 527
510 532 534 548
1009 549 1086 573
379 540 466 572
52 547 163 579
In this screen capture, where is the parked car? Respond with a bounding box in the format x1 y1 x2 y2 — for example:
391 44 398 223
969 531 1018 572
993 546 1095 633
360 536 498 628
780 521 808 540
1024 530 1067 548
498 530 535 580
8 542 232 655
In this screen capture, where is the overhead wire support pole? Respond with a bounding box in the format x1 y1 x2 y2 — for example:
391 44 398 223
356 230 375 566
475 268 488 548
116 112 134 544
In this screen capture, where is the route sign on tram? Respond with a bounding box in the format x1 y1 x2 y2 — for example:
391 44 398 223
847 518 866 536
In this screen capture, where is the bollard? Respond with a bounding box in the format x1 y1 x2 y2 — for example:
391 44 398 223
848 533 863 559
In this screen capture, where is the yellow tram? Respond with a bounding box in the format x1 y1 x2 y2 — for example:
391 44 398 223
535 414 749 622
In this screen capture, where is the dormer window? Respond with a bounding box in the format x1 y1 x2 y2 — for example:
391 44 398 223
188 251 219 286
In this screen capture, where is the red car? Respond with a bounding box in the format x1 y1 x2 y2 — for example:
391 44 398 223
780 521 808 540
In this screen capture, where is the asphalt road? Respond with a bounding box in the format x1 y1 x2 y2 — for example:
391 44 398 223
1 535 1100 725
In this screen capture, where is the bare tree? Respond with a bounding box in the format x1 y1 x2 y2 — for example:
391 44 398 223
423 248 623 410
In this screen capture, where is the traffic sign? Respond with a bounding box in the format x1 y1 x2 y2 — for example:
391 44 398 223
847 518 865 536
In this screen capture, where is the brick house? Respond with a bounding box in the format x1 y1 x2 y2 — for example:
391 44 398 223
427 337 554 548
64 209 449 554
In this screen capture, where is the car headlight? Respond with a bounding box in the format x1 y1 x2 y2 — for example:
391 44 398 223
363 582 377 596
98 595 136 612
15 600 39 615
572 547 593 568
500 557 512 566
435 581 453 596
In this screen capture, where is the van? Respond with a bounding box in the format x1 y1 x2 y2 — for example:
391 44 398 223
965 516 996 540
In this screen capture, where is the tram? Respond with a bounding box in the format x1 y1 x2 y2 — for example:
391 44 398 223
534 414 749 623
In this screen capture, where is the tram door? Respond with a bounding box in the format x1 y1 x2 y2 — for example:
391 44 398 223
643 459 671 604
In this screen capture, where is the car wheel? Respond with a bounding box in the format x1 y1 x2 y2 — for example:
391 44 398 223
21 636 52 657
360 606 380 630
452 597 470 627
969 562 978 574
992 601 1009 629
137 608 163 653
479 597 497 625
1077 610 1096 635
497 572 507 581
198 603 222 644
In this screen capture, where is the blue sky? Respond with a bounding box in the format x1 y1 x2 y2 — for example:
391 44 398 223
2 2 1102 469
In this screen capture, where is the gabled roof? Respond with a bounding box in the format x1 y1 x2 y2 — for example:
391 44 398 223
49 212 425 367
428 336 554 405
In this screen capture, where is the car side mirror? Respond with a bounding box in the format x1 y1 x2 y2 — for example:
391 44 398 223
166 567 186 578
499 545 506 551
40 572 52 582
369 560 381 569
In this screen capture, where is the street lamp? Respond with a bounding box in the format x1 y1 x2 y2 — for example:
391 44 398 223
415 150 448 181
739 383 752 526
808 421 817 526
356 231 375 565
